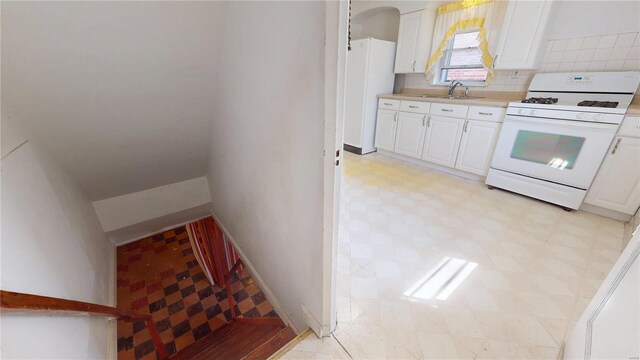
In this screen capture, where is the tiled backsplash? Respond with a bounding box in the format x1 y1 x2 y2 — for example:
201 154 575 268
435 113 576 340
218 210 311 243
402 70 534 93
401 31 640 93
540 32 640 72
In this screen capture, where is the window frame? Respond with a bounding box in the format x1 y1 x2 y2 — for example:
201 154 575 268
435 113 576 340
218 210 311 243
434 30 488 87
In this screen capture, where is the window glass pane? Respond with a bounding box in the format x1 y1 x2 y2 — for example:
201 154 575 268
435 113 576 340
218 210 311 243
510 130 585 170
449 48 483 66
452 31 480 49
445 68 488 82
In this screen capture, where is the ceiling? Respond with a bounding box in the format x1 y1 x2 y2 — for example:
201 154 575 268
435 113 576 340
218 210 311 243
2 1 228 200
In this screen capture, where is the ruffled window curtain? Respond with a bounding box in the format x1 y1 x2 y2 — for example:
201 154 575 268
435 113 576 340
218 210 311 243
425 0 506 81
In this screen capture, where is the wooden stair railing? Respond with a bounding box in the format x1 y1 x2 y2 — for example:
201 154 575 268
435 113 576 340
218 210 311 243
224 258 244 319
0 290 169 360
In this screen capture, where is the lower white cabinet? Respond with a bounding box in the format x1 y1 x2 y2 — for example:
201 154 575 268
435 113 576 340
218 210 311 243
584 136 640 215
394 112 427 158
421 116 465 167
455 120 502 176
374 109 398 151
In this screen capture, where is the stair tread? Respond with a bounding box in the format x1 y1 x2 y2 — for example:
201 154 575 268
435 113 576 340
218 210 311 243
170 320 287 360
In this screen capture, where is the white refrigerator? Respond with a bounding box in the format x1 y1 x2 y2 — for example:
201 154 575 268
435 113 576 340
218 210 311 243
344 38 396 154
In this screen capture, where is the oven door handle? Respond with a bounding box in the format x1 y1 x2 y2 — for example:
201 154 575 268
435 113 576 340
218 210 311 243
503 115 618 131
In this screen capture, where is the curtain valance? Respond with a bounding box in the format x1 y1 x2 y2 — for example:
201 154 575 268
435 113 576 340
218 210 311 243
425 0 506 81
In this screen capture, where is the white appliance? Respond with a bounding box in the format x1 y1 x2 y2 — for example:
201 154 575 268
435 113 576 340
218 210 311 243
486 72 640 210
344 38 396 154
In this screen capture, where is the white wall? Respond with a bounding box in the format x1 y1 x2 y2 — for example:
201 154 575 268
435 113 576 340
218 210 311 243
1 112 115 359
550 1 640 39
93 176 212 243
352 8 400 42
205 1 332 333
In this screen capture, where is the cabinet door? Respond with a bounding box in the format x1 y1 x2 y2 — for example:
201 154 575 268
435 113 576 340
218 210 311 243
494 0 554 69
455 120 502 176
394 11 421 74
374 109 398 152
394 112 427 158
421 116 464 167
584 137 640 215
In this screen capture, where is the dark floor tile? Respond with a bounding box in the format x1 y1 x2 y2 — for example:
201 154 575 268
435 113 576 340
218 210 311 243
186 259 199 268
163 283 179 296
175 270 190 281
156 319 171 333
198 287 213 300
117 336 133 352
243 307 260 318
205 304 222 319
266 310 278 317
134 339 156 359
192 272 206 283
165 341 177 356
182 248 193 256
192 322 212 341
214 290 227 302
251 292 266 305
181 285 196 298
178 237 190 245
172 320 191 338
132 320 146 334
186 302 204 317
168 301 185 315
233 289 249 303
149 298 167 313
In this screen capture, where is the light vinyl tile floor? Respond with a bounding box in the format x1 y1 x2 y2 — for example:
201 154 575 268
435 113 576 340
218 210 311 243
285 152 624 359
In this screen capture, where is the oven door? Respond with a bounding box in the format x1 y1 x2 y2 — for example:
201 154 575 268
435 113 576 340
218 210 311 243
491 115 618 189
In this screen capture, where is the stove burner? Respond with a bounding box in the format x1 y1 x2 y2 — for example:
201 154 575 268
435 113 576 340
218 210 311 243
521 97 558 104
577 100 619 108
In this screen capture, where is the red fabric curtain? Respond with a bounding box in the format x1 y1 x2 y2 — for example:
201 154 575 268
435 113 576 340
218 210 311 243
185 217 241 287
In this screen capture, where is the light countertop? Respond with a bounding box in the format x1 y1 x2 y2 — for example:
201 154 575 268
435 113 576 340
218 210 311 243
377 93 513 108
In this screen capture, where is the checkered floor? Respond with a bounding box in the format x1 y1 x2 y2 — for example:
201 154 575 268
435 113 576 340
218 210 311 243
116 226 278 360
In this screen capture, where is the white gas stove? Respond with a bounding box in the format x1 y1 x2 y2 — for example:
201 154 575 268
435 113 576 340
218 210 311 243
486 71 640 210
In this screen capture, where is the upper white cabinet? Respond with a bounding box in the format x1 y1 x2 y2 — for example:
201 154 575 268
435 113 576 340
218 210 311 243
394 112 428 158
374 109 399 152
585 136 640 215
494 0 555 70
394 10 435 74
455 120 502 176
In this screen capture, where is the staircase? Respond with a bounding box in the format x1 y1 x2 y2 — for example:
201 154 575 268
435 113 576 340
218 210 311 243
171 318 295 360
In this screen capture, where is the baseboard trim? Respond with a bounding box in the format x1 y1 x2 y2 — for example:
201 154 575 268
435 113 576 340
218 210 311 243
207 211 297 334
377 150 484 182
580 203 632 222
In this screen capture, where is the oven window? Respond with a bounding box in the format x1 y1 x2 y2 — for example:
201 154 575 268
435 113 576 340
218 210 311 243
510 130 585 170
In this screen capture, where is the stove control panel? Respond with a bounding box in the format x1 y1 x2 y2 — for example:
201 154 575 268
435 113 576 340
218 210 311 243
566 75 593 85
510 107 623 125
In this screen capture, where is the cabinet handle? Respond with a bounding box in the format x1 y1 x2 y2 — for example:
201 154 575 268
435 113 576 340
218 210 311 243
384 102 393 106
422 115 427 126
412 60 416 72
463 120 469 132
493 55 498 69
611 138 622 154
394 112 398 122
409 105 418 109
441 109 453 112
427 115 431 127
479 112 493 116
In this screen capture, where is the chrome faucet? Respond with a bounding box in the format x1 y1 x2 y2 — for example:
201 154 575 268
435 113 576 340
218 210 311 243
448 81 464 96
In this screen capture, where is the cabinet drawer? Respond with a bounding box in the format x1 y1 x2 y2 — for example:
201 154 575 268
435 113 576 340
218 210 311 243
467 106 506 123
618 115 640 138
378 98 401 110
430 102 468 118
400 100 430 114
